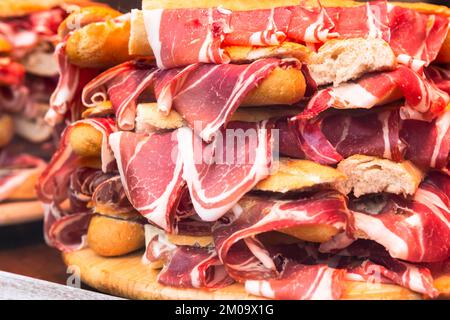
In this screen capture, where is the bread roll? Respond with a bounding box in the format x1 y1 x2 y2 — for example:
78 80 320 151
0 36 12 55
166 234 213 247
255 158 347 193
310 38 397 87
69 122 103 158
335 155 424 198
58 6 122 38
0 114 14 148
87 215 145 257
135 103 302 133
65 16 134 68
279 225 340 243
243 67 306 106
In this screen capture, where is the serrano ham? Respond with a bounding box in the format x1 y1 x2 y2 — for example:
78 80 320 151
226 7 290 46
178 121 274 222
158 246 234 289
109 120 277 229
109 130 184 232
83 58 294 141
401 110 450 170
46 43 99 126
141 2 448 69
425 65 450 95
295 66 449 122
154 59 289 142
37 118 116 251
349 259 438 298
212 191 351 281
143 8 231 69
389 5 450 70
290 109 404 165
246 263 345 300
83 60 158 131
352 173 450 263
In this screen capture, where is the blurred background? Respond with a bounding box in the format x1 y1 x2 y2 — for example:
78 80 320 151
97 0 450 12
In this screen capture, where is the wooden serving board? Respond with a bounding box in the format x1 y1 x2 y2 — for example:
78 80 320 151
0 201 43 226
63 248 421 300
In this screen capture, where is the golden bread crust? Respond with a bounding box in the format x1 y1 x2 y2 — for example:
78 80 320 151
66 17 133 68
87 215 145 257
69 123 103 158
0 114 14 148
58 6 122 38
255 159 347 193
0 0 103 18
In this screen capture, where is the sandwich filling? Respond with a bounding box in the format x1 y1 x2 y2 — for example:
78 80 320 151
38 0 450 300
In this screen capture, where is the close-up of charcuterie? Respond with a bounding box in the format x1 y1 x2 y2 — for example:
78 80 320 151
0 0 449 305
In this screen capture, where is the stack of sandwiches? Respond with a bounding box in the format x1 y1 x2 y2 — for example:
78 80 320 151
0 0 98 220
38 0 450 300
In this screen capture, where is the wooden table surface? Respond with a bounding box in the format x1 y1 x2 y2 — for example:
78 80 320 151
0 221 78 286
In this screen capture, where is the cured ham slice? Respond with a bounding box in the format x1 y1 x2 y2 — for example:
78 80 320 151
0 58 25 86
178 121 273 222
143 224 232 289
226 7 290 46
83 58 287 140
69 168 115 212
287 5 337 44
352 173 450 263
425 65 450 95
325 1 390 41
296 66 449 122
213 192 351 281
143 8 231 69
290 109 404 165
246 263 345 300
389 6 450 70
82 60 158 131
46 211 92 252
109 130 184 232
349 259 438 298
154 58 290 142
91 176 136 216
276 119 306 159
401 110 450 170
158 246 234 289
37 118 116 251
46 42 99 126
0 153 46 201
141 2 447 68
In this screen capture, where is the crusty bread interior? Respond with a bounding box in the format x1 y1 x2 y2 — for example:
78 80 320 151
335 155 424 198
309 38 396 87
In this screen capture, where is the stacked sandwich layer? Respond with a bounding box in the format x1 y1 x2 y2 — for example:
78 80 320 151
38 0 450 300
0 1 95 214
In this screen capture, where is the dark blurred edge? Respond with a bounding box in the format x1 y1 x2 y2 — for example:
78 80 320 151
97 0 449 12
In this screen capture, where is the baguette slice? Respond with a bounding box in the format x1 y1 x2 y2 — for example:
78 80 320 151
87 215 145 257
335 155 424 198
